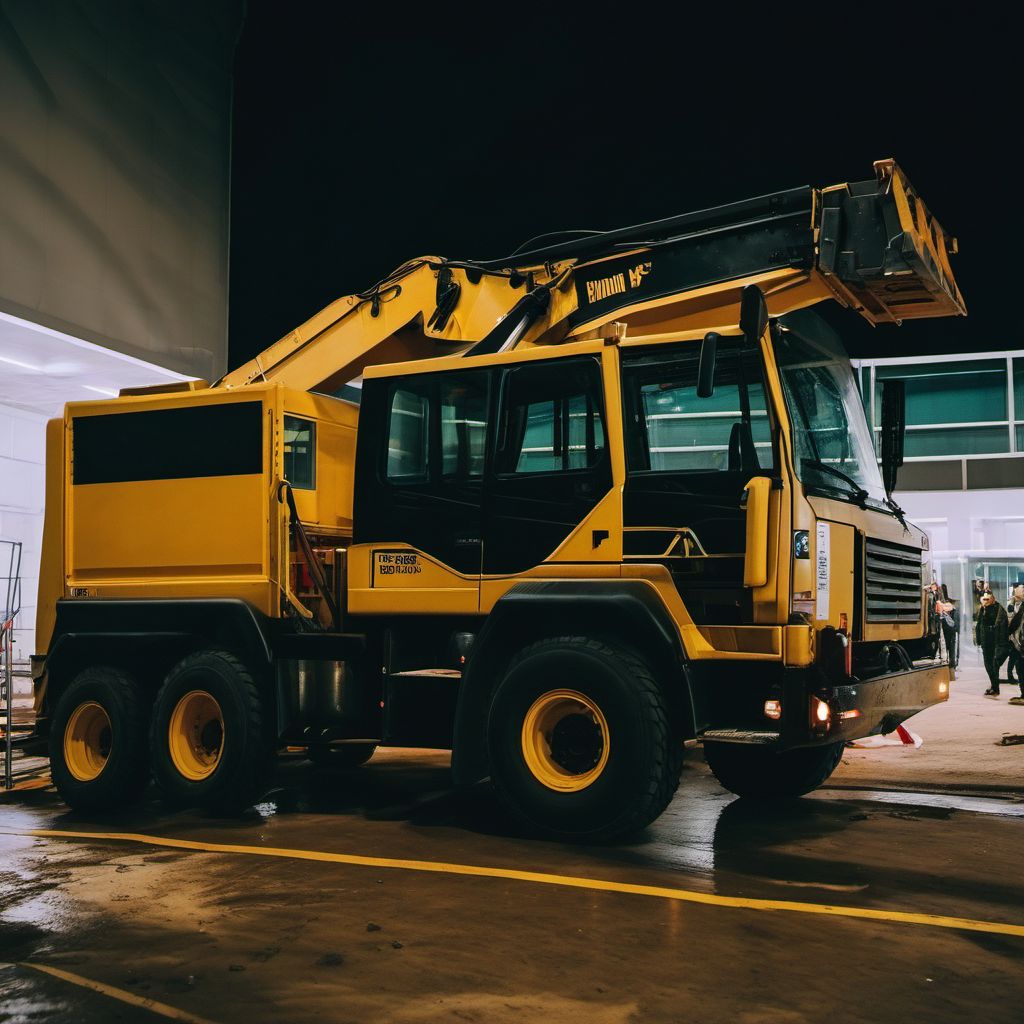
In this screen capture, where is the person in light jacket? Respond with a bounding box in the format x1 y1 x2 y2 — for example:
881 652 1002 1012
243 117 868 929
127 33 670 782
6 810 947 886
975 590 1009 697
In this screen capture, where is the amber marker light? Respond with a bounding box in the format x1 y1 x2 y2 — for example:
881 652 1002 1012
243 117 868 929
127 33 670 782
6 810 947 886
938 681 949 695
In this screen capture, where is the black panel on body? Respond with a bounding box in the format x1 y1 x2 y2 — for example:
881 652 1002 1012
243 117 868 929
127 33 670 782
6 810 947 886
72 401 263 484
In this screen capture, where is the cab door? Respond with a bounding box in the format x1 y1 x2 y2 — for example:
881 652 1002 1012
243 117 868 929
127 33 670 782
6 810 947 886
482 356 612 575
351 369 489 611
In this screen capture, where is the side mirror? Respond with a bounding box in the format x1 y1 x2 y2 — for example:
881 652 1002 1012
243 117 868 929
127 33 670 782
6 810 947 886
697 331 719 398
739 284 769 346
880 379 906 496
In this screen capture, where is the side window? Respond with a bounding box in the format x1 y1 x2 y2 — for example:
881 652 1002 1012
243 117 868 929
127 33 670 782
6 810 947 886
386 384 430 481
497 359 606 475
283 416 316 489
625 342 773 473
441 375 489 479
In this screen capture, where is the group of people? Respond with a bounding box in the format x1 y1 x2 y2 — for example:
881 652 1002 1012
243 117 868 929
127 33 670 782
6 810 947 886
925 580 1024 703
970 582 1024 703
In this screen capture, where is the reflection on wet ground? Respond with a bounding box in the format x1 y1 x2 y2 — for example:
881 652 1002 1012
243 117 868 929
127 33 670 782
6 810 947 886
3 750 1024 1023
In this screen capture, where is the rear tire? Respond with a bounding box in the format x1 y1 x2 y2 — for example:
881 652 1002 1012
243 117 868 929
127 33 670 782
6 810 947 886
487 636 682 843
49 667 150 812
150 650 272 812
704 740 844 799
307 743 377 769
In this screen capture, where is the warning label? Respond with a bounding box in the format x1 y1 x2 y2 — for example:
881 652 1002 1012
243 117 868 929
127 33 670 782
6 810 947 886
375 551 422 577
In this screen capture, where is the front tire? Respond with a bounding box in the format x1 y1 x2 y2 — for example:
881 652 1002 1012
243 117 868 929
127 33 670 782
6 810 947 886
704 740 844 799
150 650 272 811
49 667 150 812
487 637 682 842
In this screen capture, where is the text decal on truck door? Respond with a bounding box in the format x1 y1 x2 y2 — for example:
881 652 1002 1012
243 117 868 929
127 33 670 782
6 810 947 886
815 522 830 621
374 551 422 577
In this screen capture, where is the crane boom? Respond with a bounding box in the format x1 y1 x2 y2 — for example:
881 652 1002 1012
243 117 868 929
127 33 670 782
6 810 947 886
213 159 963 398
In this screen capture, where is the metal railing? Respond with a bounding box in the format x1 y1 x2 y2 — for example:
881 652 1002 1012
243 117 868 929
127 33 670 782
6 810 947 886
2 539 23 790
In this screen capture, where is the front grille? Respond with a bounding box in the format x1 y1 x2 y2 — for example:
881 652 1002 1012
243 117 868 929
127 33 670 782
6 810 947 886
865 538 923 624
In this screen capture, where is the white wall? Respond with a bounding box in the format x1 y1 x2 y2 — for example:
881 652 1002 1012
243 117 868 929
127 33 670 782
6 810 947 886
0 401 45 662
0 1 242 380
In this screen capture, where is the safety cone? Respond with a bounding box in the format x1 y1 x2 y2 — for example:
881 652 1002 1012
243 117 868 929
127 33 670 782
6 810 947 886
894 723 915 745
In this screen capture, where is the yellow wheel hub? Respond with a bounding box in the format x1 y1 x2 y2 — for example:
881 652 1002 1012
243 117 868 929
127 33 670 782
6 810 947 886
63 701 112 782
521 689 610 792
168 690 224 781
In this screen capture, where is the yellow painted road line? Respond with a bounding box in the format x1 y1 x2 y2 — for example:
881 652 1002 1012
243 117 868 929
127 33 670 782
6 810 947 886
7 827 1024 940
18 961 221 1024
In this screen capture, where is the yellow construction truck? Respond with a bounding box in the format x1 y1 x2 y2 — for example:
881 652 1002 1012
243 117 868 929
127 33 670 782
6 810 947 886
30 160 963 840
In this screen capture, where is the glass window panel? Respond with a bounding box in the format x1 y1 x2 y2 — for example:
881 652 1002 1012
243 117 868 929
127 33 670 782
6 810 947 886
441 376 488 479
498 359 606 475
386 386 430 481
876 360 1006 425
283 416 315 489
1016 424 1024 451
624 340 773 475
1014 360 1024 415
903 425 1008 458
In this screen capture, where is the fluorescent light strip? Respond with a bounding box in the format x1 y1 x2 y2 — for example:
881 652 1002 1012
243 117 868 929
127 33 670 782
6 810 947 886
0 354 41 372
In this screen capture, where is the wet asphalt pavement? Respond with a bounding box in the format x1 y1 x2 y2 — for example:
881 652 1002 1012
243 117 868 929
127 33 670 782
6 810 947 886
2 749 1024 1024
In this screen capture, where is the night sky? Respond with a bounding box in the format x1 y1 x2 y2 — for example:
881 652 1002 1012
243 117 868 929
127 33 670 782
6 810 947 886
229 6 1009 369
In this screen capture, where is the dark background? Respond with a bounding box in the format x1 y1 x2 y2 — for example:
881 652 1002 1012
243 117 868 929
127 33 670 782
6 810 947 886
229 5 1009 369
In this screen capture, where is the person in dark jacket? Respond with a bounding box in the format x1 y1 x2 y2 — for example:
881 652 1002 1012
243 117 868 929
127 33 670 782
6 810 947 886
926 582 942 659
975 590 1009 697
937 598 959 672
1005 584 1024 686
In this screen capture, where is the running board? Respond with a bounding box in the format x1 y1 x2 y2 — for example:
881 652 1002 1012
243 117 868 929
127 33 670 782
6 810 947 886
700 729 780 745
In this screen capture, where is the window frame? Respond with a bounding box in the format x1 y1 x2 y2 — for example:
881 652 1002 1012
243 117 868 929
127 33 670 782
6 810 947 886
621 338 778 477
492 356 610 480
283 414 317 490
383 380 432 485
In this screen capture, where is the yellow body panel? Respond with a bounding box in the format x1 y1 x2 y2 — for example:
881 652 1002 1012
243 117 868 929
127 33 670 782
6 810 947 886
70 475 267 579
347 543 479 615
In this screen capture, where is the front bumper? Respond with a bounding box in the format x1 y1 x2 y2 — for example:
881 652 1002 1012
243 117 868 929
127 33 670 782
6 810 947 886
699 661 950 749
782 661 950 749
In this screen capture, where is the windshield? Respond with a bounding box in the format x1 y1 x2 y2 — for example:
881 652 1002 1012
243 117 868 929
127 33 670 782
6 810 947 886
773 307 886 504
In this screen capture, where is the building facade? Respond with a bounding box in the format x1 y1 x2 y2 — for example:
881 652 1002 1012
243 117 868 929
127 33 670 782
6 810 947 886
853 350 1024 635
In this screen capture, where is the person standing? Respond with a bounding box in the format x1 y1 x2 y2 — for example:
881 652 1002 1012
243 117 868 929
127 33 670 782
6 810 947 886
1006 584 1024 686
937 598 959 674
1009 591 1024 706
975 590 1009 697
926 582 941 659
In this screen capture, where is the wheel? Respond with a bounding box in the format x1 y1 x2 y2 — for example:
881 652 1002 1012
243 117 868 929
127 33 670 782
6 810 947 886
307 743 377 769
48 666 149 812
150 650 272 811
704 740 845 799
487 636 682 842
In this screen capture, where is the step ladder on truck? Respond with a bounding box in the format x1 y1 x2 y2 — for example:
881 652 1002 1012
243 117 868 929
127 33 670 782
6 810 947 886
2 539 27 791
28 159 962 840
